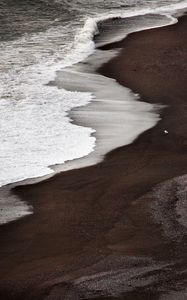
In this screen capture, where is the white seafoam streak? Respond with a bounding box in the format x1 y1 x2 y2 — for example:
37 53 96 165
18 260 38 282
0 2 187 224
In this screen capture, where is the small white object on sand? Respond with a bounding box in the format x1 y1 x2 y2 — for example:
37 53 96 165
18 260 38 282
164 130 168 134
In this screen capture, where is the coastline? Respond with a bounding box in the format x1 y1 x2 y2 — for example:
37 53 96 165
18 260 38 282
1 13 175 225
0 14 187 300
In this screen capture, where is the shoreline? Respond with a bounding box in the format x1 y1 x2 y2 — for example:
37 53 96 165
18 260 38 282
0 12 177 225
0 15 187 300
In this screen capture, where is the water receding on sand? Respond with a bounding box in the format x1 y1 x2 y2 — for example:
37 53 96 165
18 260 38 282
0 1 187 224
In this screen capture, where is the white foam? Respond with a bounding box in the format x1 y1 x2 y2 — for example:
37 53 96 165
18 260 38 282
0 25 95 189
0 89 96 187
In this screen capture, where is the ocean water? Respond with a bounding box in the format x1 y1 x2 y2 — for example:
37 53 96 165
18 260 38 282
0 0 187 223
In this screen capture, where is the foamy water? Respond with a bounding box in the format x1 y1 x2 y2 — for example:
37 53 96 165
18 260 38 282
0 0 187 224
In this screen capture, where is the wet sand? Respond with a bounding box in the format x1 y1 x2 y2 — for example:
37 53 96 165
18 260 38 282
0 15 187 300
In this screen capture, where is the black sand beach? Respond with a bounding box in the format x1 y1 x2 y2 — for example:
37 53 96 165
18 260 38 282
0 15 187 300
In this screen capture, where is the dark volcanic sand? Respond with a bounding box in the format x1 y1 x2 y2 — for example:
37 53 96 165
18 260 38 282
0 16 187 300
